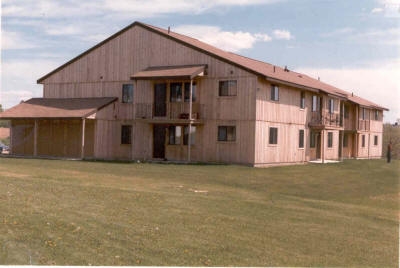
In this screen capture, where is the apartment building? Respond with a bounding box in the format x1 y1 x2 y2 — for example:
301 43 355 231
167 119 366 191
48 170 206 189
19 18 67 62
0 22 388 166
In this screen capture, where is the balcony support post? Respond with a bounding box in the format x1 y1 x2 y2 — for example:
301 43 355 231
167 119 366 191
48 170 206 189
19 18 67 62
188 79 193 163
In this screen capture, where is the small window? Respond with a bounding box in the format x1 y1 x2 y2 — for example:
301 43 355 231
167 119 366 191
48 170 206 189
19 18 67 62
361 135 365 147
310 131 316 148
184 82 196 102
343 134 348 148
361 108 368 120
374 110 379 121
299 129 304 148
121 125 132 144
329 99 334 114
122 84 133 103
218 126 236 141
170 82 183 102
219 80 237 96
183 126 196 145
312 95 319 112
300 91 305 109
328 132 333 148
269 127 278 145
344 105 349 119
169 126 182 145
271 85 279 101
374 135 378 146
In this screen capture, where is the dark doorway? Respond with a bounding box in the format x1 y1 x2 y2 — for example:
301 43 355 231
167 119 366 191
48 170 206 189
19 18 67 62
153 125 166 159
154 83 167 117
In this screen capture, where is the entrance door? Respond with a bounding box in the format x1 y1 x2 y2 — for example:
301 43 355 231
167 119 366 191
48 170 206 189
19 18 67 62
316 132 321 159
153 125 166 159
154 83 167 117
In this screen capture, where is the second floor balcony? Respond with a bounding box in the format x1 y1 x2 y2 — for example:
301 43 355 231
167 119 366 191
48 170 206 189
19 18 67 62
309 111 342 128
134 102 205 123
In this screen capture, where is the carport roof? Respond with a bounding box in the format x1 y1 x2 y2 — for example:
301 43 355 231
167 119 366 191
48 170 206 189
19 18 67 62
0 97 118 119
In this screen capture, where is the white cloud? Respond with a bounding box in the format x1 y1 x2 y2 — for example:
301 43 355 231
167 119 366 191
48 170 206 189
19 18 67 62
1 31 37 49
376 0 400 17
2 0 282 19
1 60 59 109
45 25 82 36
296 58 400 123
272 29 293 40
371 7 384 13
321 27 354 37
174 25 274 52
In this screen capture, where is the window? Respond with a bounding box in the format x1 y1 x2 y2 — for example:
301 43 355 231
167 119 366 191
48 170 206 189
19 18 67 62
271 85 279 101
344 105 349 119
374 135 378 146
310 131 316 148
169 126 182 145
184 82 197 102
361 135 365 147
219 80 237 96
170 82 183 102
374 110 380 121
121 125 132 144
299 129 304 148
300 91 305 109
183 126 196 145
329 99 334 114
122 84 133 103
361 108 368 120
327 132 333 148
218 126 236 142
312 95 320 112
343 134 348 148
269 127 278 145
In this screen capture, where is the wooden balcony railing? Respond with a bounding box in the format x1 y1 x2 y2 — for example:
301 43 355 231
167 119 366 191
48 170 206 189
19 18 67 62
135 102 204 120
309 111 342 128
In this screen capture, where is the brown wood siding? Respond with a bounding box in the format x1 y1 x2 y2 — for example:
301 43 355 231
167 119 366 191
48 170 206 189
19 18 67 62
40 25 258 163
11 120 34 156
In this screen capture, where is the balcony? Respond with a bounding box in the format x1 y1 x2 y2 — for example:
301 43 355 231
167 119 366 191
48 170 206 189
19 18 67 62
135 102 205 124
309 111 342 128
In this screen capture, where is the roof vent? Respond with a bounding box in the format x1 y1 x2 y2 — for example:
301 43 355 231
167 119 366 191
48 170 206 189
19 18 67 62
168 26 170 34
273 66 276 72
298 74 302 78
284 66 289 72
318 76 320 81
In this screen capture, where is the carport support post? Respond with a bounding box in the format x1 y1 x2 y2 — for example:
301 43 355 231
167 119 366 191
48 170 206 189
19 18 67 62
81 118 86 159
33 119 38 157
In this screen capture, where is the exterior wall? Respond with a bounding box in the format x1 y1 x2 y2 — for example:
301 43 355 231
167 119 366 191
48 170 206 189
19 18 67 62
322 130 340 160
33 24 386 165
11 120 34 156
10 119 94 158
41 25 257 164
254 78 310 165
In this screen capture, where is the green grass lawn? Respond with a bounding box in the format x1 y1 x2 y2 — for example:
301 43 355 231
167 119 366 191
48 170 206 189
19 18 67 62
0 158 398 266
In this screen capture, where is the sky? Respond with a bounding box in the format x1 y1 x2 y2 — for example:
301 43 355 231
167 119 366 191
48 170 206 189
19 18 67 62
1 0 399 123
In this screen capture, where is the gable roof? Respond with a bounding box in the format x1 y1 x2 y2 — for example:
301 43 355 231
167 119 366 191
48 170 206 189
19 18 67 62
37 21 388 111
0 97 117 119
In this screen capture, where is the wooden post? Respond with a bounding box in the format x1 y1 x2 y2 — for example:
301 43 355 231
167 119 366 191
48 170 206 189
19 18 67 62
321 129 325 163
33 119 38 157
340 102 344 161
188 79 193 162
81 119 86 159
